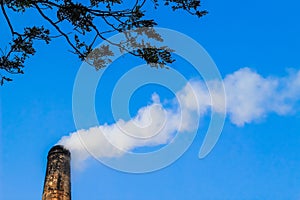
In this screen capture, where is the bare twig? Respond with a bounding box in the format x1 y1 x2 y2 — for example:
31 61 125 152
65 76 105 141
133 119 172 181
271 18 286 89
1 2 17 37
34 3 85 58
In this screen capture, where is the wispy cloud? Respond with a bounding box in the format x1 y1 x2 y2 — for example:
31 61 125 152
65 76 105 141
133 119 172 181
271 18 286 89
58 68 300 166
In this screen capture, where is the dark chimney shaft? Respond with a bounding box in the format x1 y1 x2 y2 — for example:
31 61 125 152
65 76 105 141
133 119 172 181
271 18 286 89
42 145 71 200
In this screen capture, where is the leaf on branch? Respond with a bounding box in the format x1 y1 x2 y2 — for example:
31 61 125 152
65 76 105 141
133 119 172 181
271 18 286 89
57 2 94 34
86 44 114 70
136 47 175 68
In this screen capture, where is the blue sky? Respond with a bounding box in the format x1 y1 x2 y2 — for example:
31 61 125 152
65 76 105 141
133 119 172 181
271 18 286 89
1 0 300 199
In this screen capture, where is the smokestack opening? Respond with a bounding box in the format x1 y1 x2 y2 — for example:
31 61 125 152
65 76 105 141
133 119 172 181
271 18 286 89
48 145 71 158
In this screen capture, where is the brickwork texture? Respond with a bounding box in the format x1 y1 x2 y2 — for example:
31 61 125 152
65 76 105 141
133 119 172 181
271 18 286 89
42 145 71 200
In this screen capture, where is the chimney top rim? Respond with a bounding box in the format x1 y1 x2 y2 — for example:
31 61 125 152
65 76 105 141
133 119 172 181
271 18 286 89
48 145 70 157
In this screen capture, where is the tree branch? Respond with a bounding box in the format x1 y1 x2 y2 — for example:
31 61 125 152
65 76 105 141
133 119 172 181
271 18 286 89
1 2 17 37
34 3 85 58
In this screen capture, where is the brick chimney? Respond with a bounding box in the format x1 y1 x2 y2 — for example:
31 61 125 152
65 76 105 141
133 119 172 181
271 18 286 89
42 145 71 200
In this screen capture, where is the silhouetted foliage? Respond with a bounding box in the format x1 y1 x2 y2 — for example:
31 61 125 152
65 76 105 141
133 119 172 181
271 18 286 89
0 0 207 85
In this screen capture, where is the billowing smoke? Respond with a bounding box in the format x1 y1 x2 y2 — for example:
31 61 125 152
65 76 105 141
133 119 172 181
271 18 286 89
58 68 300 165
58 81 208 166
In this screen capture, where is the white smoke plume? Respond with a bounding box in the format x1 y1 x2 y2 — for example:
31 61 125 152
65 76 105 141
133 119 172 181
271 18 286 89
58 68 300 165
225 68 300 125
